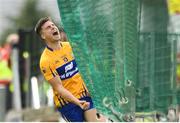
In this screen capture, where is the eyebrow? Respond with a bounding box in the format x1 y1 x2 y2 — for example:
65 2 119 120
44 23 55 29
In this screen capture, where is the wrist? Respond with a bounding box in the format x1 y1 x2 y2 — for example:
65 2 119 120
72 98 81 106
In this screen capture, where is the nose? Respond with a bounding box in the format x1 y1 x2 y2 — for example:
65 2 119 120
51 26 56 30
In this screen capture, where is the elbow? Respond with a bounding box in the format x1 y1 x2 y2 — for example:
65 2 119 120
54 84 64 95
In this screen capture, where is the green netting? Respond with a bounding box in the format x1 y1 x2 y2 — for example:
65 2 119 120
136 33 178 112
56 0 179 121
136 0 179 114
57 0 139 120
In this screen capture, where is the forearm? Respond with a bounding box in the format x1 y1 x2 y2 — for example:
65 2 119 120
48 76 89 110
48 76 81 106
55 85 80 106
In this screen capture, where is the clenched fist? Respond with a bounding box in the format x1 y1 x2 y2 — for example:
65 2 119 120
78 100 90 110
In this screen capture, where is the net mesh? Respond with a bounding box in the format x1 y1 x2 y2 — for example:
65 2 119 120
136 33 178 112
57 0 138 118
56 0 179 120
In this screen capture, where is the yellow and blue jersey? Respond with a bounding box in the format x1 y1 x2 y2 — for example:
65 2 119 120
40 42 90 108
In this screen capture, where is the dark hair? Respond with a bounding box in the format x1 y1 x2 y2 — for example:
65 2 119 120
34 17 51 36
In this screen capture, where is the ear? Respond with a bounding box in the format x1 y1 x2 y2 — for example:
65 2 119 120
41 34 45 40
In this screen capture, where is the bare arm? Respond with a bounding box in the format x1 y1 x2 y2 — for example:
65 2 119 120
48 75 89 109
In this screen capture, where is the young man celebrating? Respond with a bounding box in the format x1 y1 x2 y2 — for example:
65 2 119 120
35 17 106 122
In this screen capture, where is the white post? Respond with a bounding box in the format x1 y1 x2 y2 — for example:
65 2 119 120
31 76 40 109
12 47 22 110
0 85 6 121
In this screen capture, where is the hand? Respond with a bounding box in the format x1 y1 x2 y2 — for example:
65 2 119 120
78 100 90 110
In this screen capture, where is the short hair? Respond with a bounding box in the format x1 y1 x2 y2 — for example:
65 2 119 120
34 17 51 36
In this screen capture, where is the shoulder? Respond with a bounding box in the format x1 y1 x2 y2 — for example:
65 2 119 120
39 49 51 67
61 42 73 50
61 41 71 47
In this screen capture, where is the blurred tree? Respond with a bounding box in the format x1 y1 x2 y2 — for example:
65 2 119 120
0 28 15 45
11 0 49 29
0 0 49 44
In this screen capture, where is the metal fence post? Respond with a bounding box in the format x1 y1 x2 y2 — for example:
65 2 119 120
12 45 22 111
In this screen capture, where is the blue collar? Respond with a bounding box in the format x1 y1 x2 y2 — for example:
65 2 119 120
46 43 63 51
46 45 53 51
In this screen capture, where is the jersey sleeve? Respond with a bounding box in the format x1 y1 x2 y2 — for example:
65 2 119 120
40 58 56 81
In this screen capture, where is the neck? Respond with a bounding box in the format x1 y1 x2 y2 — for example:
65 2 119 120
46 40 61 50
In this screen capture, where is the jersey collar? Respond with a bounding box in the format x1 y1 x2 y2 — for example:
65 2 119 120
46 43 63 52
46 45 53 51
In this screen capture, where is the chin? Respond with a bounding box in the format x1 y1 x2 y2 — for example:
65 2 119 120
53 37 61 41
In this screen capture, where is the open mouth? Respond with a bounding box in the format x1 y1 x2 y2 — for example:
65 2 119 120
53 31 58 36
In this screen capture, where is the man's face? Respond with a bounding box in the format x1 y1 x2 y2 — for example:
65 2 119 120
40 21 61 42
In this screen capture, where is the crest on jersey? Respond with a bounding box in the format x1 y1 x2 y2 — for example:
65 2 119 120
61 55 68 63
63 57 68 62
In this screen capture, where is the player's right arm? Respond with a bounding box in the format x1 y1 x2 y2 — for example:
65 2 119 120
48 75 89 110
